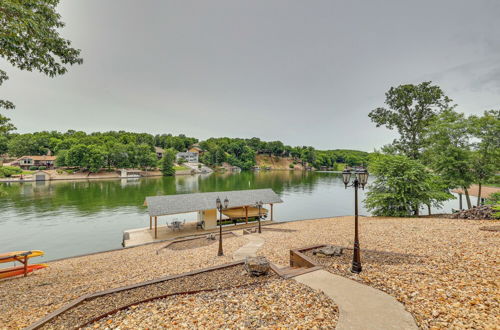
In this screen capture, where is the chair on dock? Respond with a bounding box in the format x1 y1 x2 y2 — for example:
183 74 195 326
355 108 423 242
196 220 205 230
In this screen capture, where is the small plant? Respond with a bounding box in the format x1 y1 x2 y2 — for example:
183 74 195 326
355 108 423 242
492 205 500 219
29 166 38 171
289 164 294 169
485 192 500 205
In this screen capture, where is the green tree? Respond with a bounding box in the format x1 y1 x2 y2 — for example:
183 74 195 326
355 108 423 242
469 110 500 204
85 145 106 173
66 144 88 167
135 144 157 169
161 148 176 176
365 154 453 216
55 149 68 167
424 110 475 208
369 81 451 159
0 0 83 134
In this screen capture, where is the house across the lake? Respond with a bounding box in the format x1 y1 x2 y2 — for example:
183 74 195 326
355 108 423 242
154 147 165 159
176 151 199 163
12 155 57 170
188 145 204 155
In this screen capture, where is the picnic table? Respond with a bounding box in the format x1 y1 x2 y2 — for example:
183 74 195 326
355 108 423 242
167 219 185 231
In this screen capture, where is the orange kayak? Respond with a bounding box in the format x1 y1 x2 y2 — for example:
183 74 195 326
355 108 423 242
0 264 48 279
0 250 44 264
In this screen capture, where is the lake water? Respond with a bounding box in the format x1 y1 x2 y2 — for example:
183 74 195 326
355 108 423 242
0 171 468 261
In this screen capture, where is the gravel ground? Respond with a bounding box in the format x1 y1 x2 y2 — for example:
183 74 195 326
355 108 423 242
1 216 497 329
42 265 275 329
0 234 248 329
85 279 338 329
258 216 500 329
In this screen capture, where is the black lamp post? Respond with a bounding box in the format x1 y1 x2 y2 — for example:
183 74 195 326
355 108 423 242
255 200 263 233
216 196 229 256
342 166 369 273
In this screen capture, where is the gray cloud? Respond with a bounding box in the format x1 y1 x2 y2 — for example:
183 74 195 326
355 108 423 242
1 0 499 150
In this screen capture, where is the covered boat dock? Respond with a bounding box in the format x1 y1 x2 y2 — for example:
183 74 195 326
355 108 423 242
144 189 283 239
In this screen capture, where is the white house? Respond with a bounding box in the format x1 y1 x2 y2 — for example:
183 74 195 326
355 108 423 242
176 151 198 163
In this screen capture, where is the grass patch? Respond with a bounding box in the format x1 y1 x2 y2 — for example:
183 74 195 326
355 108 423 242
174 165 190 171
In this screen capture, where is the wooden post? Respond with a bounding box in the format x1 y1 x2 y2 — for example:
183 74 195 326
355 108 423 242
245 206 248 224
23 255 28 277
270 203 274 221
154 216 158 239
149 216 152 230
459 193 463 210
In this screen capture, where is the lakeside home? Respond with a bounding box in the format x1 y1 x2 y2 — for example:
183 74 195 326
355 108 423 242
11 155 57 170
176 151 198 163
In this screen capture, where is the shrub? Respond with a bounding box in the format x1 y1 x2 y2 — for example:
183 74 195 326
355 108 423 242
289 164 294 169
486 192 500 205
29 166 38 171
38 166 47 170
0 166 22 178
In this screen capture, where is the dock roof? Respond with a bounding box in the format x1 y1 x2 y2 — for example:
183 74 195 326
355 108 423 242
145 188 283 217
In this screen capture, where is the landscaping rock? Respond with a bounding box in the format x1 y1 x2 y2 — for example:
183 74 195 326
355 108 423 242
206 233 216 240
313 245 343 257
244 256 270 276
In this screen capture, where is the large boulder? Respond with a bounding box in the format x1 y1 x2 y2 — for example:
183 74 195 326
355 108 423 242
244 256 270 276
313 245 343 257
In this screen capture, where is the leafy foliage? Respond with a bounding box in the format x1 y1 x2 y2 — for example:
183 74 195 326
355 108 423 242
365 154 453 216
0 165 22 177
161 148 176 176
423 110 476 209
369 82 451 159
0 0 83 134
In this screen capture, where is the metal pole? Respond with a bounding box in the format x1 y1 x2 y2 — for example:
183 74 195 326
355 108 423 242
218 207 223 256
351 179 362 273
258 205 262 233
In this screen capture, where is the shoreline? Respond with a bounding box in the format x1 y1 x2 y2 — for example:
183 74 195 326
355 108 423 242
0 168 332 183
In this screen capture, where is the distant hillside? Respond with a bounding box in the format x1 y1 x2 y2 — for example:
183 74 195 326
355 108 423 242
256 155 305 170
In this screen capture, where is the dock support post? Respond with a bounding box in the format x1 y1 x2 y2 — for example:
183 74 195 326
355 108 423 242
154 216 158 239
270 203 274 221
245 206 248 224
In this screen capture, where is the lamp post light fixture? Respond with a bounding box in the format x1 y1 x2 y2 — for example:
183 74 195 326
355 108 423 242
342 166 369 273
216 196 229 256
255 200 264 233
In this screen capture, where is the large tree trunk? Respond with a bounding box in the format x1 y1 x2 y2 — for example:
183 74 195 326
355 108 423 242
463 187 472 209
477 182 482 206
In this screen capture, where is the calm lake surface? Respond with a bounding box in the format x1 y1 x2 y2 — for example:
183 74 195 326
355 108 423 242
0 171 466 261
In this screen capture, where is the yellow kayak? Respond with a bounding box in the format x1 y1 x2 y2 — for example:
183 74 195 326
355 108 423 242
0 250 45 264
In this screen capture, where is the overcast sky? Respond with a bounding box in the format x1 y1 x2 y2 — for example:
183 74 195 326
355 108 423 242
2 0 499 151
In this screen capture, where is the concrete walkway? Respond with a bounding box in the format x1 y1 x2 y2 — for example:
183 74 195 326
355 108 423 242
233 234 265 260
294 270 418 330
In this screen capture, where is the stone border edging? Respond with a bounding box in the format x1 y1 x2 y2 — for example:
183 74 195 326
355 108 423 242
79 281 265 329
25 260 247 330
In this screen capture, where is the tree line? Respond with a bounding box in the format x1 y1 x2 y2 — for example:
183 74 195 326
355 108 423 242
198 137 369 170
0 129 369 173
